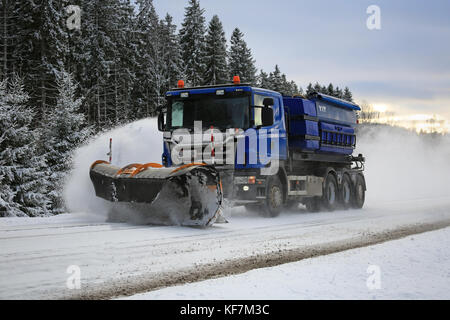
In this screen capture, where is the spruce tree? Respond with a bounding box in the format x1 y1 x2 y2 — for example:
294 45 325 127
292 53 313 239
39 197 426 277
179 0 206 87
40 71 89 213
327 83 334 96
161 14 183 90
343 87 353 102
203 15 228 85
228 28 257 84
306 83 314 96
268 65 283 93
257 70 270 89
0 77 49 217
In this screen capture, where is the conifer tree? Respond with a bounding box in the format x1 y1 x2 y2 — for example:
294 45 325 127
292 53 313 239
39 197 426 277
228 28 257 84
179 0 206 86
203 15 228 85
343 86 353 102
40 71 89 213
0 77 49 217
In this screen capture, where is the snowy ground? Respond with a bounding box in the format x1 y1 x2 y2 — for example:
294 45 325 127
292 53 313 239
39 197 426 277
1 196 450 299
125 227 450 300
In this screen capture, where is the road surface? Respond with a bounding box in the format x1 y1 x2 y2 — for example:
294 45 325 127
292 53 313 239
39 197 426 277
1 196 450 299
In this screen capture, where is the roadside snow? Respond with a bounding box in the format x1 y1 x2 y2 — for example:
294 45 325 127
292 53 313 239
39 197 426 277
125 227 450 300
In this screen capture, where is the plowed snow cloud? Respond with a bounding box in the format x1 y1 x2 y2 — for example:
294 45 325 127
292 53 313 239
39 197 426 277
357 125 450 204
64 118 162 216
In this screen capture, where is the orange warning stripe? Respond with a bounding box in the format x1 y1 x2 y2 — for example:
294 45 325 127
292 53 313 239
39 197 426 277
116 163 142 176
90 160 110 170
170 163 206 174
130 163 164 177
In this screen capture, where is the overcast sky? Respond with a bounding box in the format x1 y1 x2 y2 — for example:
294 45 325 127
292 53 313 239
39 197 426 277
153 0 450 118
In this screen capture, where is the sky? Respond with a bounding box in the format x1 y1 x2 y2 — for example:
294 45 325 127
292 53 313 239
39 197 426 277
152 0 450 121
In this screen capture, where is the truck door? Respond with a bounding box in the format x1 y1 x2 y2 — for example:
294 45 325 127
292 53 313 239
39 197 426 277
249 93 286 169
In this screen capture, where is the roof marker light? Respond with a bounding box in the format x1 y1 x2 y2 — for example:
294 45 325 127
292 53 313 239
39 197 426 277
177 80 185 88
233 76 240 85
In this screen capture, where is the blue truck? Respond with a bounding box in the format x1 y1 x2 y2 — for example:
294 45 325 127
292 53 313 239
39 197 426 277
90 77 366 226
157 77 366 217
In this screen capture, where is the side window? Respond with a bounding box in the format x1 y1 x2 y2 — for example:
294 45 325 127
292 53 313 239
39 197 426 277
171 101 184 127
253 94 272 127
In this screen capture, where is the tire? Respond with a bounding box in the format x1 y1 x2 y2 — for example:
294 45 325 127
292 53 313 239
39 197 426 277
322 173 338 211
339 174 352 210
263 176 284 217
305 197 321 212
351 174 365 209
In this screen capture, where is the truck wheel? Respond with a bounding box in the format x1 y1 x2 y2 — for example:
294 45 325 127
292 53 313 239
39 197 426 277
263 176 284 217
322 173 338 211
305 197 321 212
351 175 365 209
340 174 352 209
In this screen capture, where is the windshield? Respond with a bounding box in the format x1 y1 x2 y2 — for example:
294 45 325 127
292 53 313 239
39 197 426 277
168 96 250 130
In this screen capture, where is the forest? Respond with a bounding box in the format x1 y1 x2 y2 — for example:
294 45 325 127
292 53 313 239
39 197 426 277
0 0 354 217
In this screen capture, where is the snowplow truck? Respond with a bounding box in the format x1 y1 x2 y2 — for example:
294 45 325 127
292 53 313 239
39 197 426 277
90 77 366 226
158 77 366 217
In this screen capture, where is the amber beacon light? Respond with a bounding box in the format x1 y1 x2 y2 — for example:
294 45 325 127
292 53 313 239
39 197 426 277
233 76 241 85
177 80 185 88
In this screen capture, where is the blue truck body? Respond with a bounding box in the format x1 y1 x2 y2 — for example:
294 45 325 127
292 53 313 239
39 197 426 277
160 83 366 214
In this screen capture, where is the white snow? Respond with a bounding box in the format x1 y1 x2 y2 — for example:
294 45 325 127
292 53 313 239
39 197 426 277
125 227 450 300
63 118 163 218
1 196 450 299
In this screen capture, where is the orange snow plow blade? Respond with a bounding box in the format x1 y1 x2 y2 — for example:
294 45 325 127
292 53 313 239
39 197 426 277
90 162 223 227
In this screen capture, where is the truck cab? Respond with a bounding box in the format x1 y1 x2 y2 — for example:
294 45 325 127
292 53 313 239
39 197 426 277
158 78 366 216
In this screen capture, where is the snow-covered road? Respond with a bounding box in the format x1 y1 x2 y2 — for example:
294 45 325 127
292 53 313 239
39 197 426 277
1 196 450 299
125 227 450 300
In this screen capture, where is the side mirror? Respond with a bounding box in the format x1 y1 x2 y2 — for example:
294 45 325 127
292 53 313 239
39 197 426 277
262 107 274 127
157 112 165 132
263 97 274 107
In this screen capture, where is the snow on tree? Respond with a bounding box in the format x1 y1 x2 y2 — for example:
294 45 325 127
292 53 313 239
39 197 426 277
161 14 183 90
13 0 68 120
343 87 353 102
268 65 283 93
305 83 314 96
228 28 257 84
179 0 207 87
0 77 49 217
39 70 89 213
203 15 228 85
257 70 270 89
327 83 334 96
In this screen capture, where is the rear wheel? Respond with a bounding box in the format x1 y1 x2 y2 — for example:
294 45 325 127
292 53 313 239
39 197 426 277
351 175 365 209
263 176 284 217
340 174 352 209
322 173 338 211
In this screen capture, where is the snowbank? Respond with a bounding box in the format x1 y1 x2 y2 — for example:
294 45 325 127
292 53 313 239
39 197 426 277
125 227 450 300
